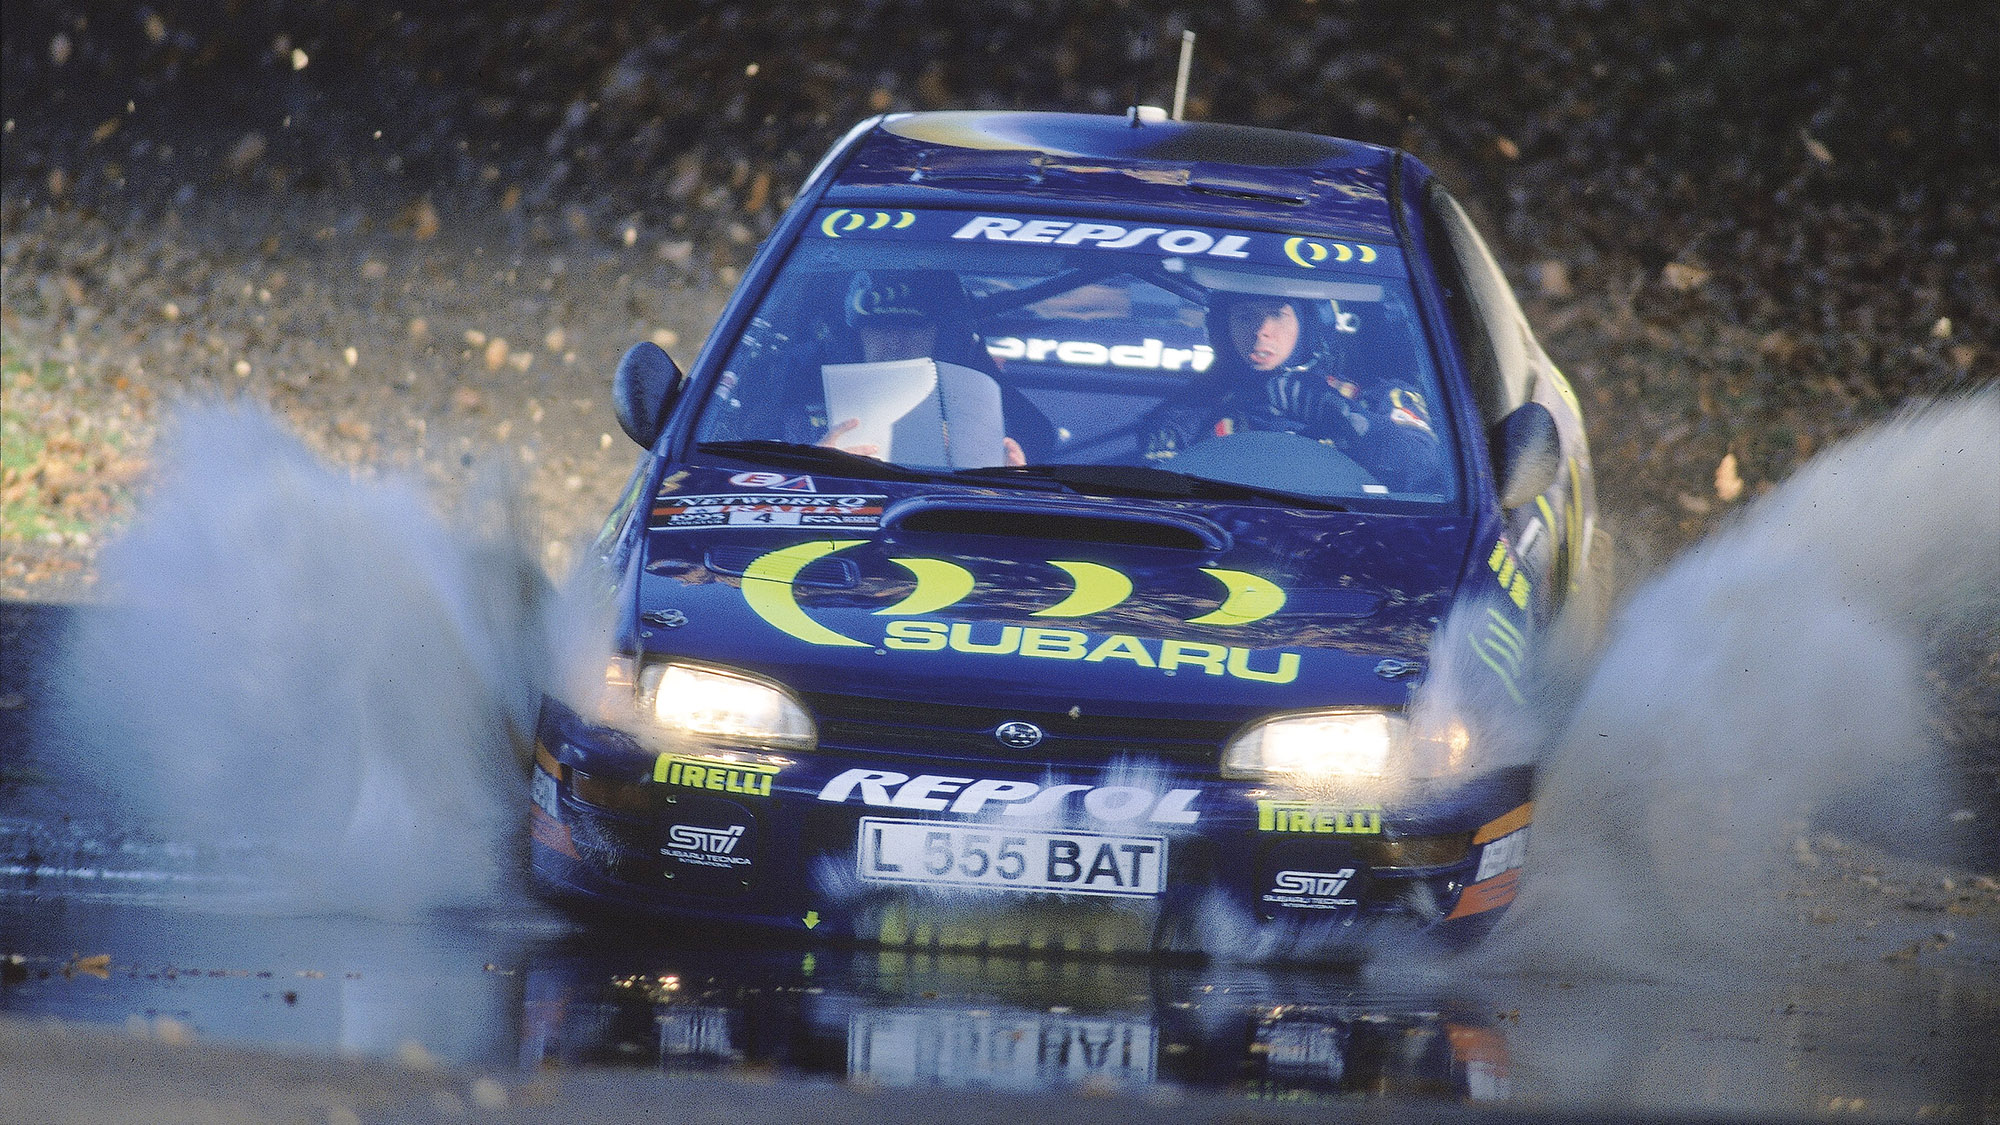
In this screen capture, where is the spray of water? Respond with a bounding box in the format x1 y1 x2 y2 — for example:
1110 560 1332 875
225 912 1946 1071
1465 388 2000 980
60 386 1994 964
59 403 553 918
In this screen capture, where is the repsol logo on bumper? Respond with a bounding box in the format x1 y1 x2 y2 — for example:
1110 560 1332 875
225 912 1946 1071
819 769 1201 824
885 620 1300 684
654 754 780 797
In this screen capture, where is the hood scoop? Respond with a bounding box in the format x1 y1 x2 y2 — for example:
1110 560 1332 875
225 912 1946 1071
883 496 1228 552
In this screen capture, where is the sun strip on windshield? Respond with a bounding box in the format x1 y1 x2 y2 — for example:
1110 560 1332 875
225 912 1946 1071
812 208 1404 275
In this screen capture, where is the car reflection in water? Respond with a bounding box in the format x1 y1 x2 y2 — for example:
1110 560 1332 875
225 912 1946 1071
517 940 1508 1103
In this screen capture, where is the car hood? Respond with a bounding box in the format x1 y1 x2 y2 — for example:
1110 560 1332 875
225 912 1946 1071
633 469 1477 722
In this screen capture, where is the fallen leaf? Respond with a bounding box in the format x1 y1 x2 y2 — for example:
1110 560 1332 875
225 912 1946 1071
744 169 772 212
225 132 267 174
411 199 440 242
1661 262 1709 291
67 953 112 979
1715 452 1744 502
1535 260 1572 298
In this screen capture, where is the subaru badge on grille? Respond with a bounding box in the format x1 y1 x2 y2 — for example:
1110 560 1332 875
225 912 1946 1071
994 721 1044 749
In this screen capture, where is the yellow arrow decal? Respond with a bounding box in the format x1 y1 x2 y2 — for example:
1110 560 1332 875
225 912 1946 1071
1189 568 1287 625
741 540 868 647
1033 561 1133 618
803 910 821 929
875 557 976 616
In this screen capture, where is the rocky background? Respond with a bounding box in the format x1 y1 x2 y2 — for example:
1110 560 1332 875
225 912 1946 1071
3 2 1995 759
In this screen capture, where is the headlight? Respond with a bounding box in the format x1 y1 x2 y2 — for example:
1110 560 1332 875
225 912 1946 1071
601 657 816 752
1220 710 1405 781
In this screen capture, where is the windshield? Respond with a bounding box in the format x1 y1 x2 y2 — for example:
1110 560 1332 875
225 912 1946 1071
693 208 1456 505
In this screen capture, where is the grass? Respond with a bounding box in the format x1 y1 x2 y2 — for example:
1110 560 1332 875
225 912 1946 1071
0 334 144 546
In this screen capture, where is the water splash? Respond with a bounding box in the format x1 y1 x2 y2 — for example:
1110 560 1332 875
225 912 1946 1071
1472 389 2000 979
58 403 553 918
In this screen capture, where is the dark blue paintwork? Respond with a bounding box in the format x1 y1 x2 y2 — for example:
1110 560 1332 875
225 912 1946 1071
528 111 1601 958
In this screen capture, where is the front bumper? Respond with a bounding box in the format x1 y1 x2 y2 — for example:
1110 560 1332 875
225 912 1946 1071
527 698 1532 958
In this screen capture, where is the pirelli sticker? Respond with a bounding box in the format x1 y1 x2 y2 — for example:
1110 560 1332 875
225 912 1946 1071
1255 801 1383 835
650 493 886 531
654 754 782 798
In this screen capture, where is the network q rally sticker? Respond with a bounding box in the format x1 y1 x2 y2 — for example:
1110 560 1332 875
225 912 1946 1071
651 492 887 530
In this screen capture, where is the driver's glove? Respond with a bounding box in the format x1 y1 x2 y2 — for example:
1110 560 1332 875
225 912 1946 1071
1265 374 1355 434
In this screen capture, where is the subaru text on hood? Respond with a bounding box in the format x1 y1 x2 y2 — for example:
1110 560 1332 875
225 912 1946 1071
528 109 1603 960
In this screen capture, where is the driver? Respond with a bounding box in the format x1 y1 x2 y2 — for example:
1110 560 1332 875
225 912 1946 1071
1141 294 1441 489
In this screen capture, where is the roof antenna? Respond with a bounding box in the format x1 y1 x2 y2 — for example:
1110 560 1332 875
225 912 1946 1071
1171 30 1195 121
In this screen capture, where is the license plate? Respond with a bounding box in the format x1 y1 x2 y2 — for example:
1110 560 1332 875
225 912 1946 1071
856 818 1166 897
848 1007 1158 1088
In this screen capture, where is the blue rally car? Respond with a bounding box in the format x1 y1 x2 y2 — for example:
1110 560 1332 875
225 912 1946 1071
529 109 1600 958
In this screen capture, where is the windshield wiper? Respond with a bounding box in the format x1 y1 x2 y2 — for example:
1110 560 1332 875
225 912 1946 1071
694 440 947 483
954 463 1347 510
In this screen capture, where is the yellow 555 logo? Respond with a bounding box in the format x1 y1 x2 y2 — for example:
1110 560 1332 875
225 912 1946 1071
821 209 916 236
734 540 1301 684
740 540 1285 648
1284 237 1379 268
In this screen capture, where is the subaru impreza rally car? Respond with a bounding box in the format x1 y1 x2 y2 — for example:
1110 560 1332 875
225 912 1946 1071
529 109 1599 957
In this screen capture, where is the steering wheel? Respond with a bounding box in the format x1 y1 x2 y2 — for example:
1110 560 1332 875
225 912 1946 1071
1163 429 1381 494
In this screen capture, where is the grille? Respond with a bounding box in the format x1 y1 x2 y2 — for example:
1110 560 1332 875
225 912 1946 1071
800 691 1234 768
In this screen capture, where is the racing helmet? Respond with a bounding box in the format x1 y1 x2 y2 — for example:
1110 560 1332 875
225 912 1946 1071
844 269 966 328
1203 292 1346 380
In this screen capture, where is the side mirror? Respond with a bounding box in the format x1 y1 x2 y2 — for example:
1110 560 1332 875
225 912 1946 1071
611 341 684 448
1492 401 1560 509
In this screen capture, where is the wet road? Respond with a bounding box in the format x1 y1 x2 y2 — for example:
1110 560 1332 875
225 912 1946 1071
4 600 1997 1120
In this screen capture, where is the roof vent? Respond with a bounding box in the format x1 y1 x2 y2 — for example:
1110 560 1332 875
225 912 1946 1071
912 148 1047 184
1187 164 1314 204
